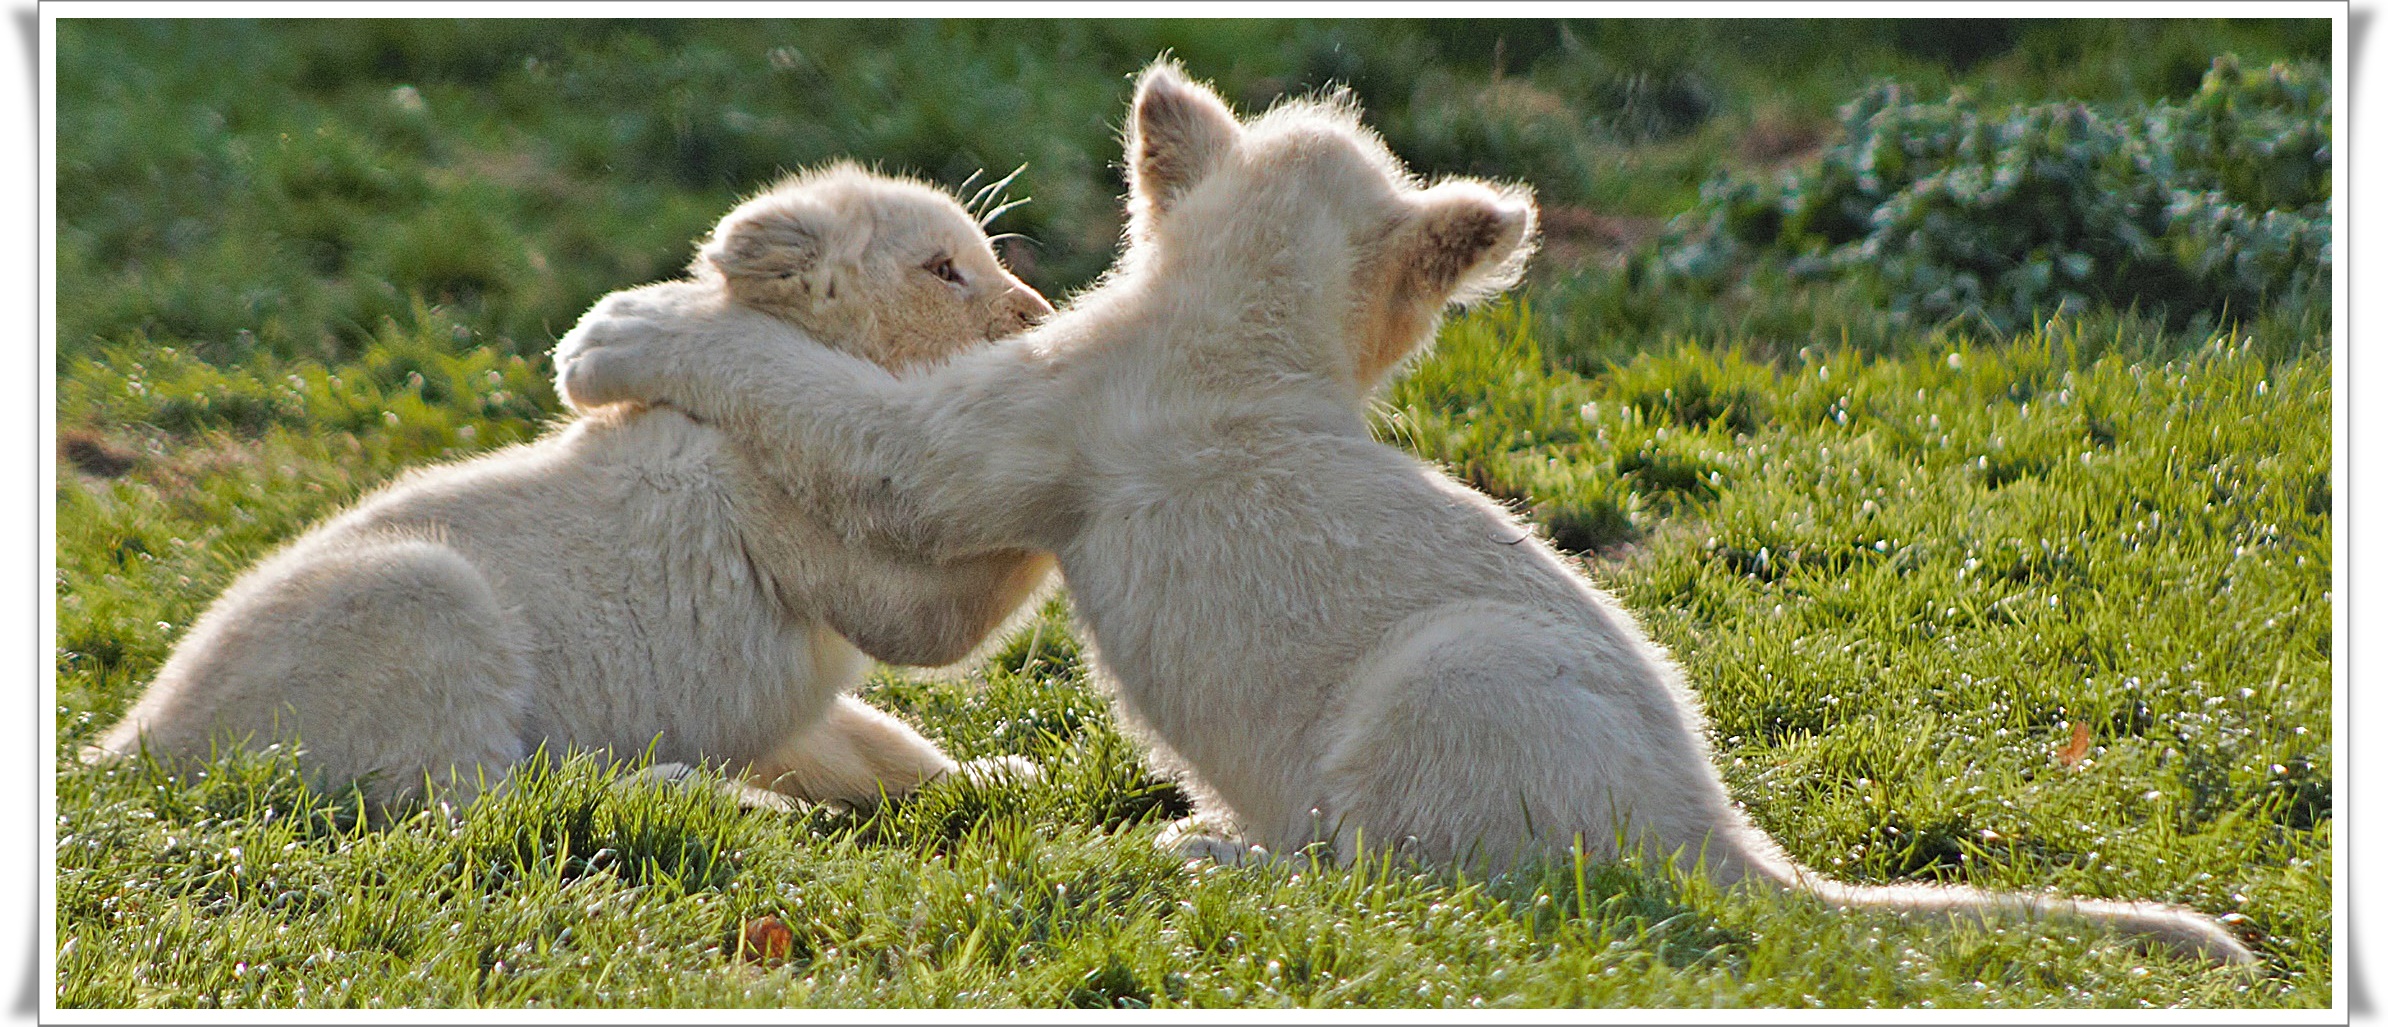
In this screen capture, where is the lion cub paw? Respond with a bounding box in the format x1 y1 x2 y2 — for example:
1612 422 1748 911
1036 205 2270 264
1157 815 1279 867
630 761 803 813
950 754 1042 788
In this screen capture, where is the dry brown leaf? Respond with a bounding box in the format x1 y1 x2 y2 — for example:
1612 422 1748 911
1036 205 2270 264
739 915 796 964
2056 720 2091 768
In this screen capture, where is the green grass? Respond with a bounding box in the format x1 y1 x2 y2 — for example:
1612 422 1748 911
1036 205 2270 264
54 313 2333 1009
54 17 2330 1009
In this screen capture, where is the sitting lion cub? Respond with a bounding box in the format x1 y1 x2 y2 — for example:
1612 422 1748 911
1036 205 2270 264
88 164 1056 815
556 63 2254 965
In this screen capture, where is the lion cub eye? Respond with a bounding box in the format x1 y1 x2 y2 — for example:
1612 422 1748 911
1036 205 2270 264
923 255 966 286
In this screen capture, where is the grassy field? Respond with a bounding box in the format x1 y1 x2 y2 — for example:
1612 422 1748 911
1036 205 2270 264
52 18 2332 1009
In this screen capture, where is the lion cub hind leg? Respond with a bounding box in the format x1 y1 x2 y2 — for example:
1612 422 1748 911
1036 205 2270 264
91 535 535 814
1315 601 1734 876
745 694 975 808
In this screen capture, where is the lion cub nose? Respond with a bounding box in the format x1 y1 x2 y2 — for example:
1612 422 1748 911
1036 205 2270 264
1010 286 1056 328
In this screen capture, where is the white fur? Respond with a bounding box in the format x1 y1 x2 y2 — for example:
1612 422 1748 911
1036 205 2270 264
89 169 1056 815
555 63 2254 965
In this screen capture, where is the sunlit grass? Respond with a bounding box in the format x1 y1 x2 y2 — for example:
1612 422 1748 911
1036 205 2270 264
54 17 2329 1009
56 303 2329 1008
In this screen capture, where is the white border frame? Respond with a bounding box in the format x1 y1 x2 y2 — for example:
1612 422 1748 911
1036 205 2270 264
26 4 2362 1023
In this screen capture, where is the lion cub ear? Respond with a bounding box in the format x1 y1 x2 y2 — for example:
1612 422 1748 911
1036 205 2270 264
700 194 867 306
1400 181 1539 307
1127 60 1241 219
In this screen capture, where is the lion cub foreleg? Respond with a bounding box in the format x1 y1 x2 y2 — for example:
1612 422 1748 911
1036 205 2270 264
738 694 957 807
719 694 1033 810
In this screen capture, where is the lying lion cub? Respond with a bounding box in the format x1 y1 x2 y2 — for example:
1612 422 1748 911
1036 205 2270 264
88 165 1055 815
557 64 2254 965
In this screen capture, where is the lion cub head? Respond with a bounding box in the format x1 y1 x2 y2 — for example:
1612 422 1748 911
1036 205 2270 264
696 163 1053 370
1122 62 1538 393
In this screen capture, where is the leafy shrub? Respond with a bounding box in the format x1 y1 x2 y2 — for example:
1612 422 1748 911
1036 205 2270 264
1656 55 2329 333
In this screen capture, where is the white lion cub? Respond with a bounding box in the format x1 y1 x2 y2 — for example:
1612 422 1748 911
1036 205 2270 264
89 165 1056 815
556 64 2253 964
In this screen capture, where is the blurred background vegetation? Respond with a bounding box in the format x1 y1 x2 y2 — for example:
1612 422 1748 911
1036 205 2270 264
57 18 2328 373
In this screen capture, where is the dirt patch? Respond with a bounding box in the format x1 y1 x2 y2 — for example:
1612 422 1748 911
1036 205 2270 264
61 431 137 478
1584 515 1714 576
1536 206 1665 273
1735 118 1828 169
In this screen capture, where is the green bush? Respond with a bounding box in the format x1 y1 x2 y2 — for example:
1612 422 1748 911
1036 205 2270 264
1656 55 2329 334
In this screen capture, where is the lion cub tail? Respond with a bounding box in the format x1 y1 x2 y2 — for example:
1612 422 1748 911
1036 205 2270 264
1727 844 2259 966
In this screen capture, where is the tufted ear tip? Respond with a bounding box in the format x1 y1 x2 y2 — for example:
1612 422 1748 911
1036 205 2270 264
1128 59 1241 216
1134 57 1194 96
